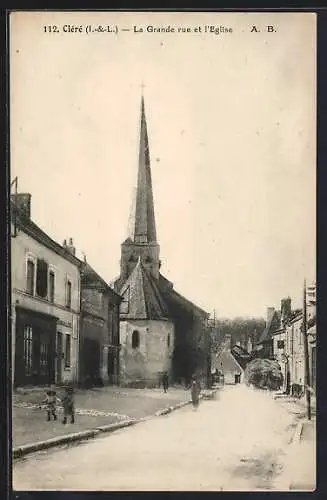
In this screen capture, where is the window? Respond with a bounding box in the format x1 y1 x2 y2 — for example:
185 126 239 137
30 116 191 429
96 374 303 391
66 280 72 308
23 326 33 376
40 342 48 375
36 258 48 298
167 334 170 348
120 288 129 314
26 260 35 295
277 340 285 349
65 334 71 368
49 271 55 302
132 330 140 349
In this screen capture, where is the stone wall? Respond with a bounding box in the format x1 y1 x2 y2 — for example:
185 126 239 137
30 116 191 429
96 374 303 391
119 319 174 386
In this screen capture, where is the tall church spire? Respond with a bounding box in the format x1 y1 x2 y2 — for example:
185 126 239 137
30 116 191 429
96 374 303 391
129 95 157 244
119 95 161 284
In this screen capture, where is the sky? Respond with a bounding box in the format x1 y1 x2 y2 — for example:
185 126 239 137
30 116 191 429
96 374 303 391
10 11 316 318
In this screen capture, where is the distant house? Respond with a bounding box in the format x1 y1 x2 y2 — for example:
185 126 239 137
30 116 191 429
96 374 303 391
212 335 244 384
11 194 82 388
80 261 122 386
253 307 282 360
231 344 252 370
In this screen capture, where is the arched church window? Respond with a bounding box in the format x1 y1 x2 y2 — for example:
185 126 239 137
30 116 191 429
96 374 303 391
167 334 170 348
132 330 140 349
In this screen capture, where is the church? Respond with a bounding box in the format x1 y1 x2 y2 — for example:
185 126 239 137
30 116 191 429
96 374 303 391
114 96 210 387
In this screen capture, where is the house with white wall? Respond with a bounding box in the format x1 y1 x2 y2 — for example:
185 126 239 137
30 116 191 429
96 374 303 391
11 194 82 387
212 335 244 384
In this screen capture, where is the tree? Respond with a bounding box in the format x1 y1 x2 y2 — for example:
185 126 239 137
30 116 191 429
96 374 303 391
244 358 283 390
210 317 265 351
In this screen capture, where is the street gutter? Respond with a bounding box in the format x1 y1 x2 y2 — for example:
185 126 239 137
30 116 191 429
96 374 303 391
13 389 217 460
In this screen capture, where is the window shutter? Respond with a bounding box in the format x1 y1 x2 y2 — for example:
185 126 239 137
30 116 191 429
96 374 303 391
36 259 48 298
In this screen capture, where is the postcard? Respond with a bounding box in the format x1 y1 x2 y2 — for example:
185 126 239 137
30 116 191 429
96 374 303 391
10 10 316 492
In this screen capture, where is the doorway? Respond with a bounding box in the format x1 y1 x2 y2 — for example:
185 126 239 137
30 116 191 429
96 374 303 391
56 332 63 384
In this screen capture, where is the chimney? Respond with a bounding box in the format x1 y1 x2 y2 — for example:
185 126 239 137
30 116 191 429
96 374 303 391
281 297 292 323
11 193 31 218
66 237 76 256
266 307 275 325
63 239 67 247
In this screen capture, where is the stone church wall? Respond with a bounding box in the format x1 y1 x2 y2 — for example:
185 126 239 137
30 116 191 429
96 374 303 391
119 319 174 387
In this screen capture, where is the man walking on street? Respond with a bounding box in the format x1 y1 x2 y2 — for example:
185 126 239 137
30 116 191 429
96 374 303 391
191 376 201 410
162 372 169 393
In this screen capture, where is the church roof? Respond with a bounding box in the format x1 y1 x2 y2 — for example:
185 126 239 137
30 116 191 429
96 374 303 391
118 257 170 320
128 96 157 244
159 274 208 317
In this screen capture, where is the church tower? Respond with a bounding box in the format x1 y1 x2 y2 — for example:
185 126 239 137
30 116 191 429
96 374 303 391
119 96 161 283
113 94 209 388
114 96 174 387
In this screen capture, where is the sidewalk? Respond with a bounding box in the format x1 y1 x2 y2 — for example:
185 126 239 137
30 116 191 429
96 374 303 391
274 415 316 491
12 385 198 450
272 392 316 491
273 393 316 421
288 418 316 491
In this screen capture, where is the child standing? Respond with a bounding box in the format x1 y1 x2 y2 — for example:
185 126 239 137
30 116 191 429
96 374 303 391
41 388 60 422
62 386 75 424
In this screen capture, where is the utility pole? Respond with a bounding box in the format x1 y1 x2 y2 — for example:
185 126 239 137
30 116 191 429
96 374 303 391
303 279 311 420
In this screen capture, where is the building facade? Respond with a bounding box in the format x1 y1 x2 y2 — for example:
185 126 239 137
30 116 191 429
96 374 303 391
272 288 316 395
113 96 209 387
80 261 121 386
11 196 81 387
253 306 282 360
212 335 244 384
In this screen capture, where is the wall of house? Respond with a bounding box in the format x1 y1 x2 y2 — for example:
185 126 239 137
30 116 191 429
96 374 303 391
309 342 316 391
223 371 244 385
80 287 121 385
119 319 174 386
272 329 288 392
11 229 80 385
215 350 244 384
285 317 305 388
79 314 104 383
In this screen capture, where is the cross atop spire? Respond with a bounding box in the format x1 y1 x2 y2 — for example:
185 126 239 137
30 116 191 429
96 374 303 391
128 95 157 244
